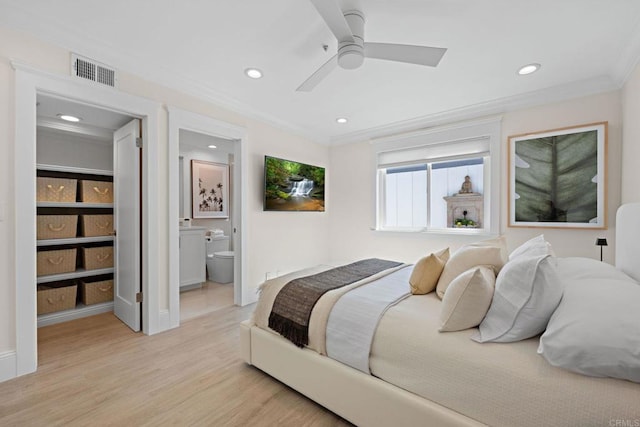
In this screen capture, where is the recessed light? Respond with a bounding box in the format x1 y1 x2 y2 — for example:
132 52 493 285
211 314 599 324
336 117 348 124
518 63 541 75
245 68 263 79
208 145 217 149
57 114 81 122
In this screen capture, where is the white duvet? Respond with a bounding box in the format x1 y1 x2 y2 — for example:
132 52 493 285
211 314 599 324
251 259 640 426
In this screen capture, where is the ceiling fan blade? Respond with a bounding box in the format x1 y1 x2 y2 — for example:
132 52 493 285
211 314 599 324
364 42 447 67
309 0 354 42
296 54 339 92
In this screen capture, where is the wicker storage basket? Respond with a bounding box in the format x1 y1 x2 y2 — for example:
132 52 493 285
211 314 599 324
37 215 78 240
81 214 114 237
82 246 114 270
80 180 113 203
37 284 77 314
37 248 77 276
81 280 114 305
37 177 77 202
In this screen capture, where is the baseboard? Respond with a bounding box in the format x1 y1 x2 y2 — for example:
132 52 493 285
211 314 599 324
37 302 114 328
157 308 174 333
0 351 17 383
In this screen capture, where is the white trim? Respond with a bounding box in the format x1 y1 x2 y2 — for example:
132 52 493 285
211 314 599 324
372 117 501 236
37 302 114 328
12 60 162 379
0 351 17 383
37 117 113 141
157 309 171 332
611 18 640 87
333 76 615 146
5 8 632 147
36 163 113 176
167 107 249 330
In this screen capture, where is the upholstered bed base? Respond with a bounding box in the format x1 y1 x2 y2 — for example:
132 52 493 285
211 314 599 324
240 320 484 427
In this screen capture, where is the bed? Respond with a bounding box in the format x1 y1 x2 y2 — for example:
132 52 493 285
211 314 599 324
241 204 640 426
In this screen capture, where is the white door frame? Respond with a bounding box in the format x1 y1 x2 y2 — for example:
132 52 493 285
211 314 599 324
167 107 249 329
13 61 162 377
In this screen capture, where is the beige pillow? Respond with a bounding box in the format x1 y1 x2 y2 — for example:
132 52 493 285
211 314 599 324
439 266 496 332
435 236 507 299
409 248 450 295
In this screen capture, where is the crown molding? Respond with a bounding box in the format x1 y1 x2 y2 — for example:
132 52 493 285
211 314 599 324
329 75 617 146
37 117 112 142
3 9 628 148
611 17 640 87
2 10 325 145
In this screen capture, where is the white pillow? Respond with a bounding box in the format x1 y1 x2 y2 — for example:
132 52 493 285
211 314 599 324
436 236 507 299
538 264 640 383
509 234 552 261
473 254 561 343
439 266 495 332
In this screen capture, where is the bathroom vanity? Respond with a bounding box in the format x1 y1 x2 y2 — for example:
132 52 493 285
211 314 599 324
179 226 206 290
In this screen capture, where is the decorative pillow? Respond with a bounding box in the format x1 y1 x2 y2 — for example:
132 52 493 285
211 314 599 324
509 234 553 261
473 254 561 343
435 236 507 299
538 263 640 383
409 247 450 295
439 265 496 332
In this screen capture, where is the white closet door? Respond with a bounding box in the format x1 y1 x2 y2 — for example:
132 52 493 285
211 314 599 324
113 119 141 331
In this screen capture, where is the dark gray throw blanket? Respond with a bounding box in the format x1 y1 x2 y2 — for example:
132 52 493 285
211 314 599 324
268 258 402 347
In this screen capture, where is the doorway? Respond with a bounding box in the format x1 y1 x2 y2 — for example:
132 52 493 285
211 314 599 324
13 64 162 378
167 107 248 329
35 94 141 331
178 130 235 321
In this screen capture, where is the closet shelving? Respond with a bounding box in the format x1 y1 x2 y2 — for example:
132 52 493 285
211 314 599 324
36 163 115 327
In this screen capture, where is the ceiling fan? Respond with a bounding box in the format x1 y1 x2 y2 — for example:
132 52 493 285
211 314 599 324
297 0 447 92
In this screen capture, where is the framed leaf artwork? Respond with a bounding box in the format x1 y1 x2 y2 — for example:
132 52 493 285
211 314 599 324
508 122 607 229
191 160 229 219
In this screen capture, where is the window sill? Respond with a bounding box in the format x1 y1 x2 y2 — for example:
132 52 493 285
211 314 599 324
371 227 497 237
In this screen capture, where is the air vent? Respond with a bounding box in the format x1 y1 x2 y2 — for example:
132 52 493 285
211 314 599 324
71 54 117 88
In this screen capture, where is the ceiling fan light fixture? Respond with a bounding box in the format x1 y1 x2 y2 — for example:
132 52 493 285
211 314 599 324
338 47 365 69
518 63 541 75
57 114 81 122
336 117 348 124
244 68 263 79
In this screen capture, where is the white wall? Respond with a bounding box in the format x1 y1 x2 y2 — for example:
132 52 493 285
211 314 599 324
329 90 622 265
0 27 329 358
622 63 640 204
36 128 113 171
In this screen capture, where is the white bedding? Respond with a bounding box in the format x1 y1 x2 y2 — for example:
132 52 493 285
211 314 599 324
371 292 640 426
326 265 412 373
251 258 640 426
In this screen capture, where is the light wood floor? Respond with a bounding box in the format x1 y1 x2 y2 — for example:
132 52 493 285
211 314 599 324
180 280 235 322
0 304 352 426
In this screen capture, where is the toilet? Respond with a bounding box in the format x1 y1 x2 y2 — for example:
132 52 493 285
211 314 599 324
205 235 234 283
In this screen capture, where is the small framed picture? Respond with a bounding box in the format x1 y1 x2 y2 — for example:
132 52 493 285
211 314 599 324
191 160 229 219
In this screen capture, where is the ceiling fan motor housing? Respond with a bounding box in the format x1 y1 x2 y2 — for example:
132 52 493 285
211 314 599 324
338 10 365 69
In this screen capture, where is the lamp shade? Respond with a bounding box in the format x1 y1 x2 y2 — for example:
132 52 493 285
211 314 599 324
595 238 608 246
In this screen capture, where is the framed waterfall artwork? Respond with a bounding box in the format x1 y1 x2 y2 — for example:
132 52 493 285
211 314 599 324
508 122 607 229
191 160 229 219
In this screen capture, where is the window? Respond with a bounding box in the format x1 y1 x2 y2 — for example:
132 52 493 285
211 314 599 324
374 118 501 234
383 164 427 228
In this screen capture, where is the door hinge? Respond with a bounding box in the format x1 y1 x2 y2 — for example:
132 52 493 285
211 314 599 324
135 137 142 148
136 292 143 303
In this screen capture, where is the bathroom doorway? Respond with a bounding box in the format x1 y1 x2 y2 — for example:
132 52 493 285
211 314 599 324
168 108 247 328
178 131 236 321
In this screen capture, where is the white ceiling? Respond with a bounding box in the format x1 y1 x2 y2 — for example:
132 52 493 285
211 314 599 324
4 0 640 144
